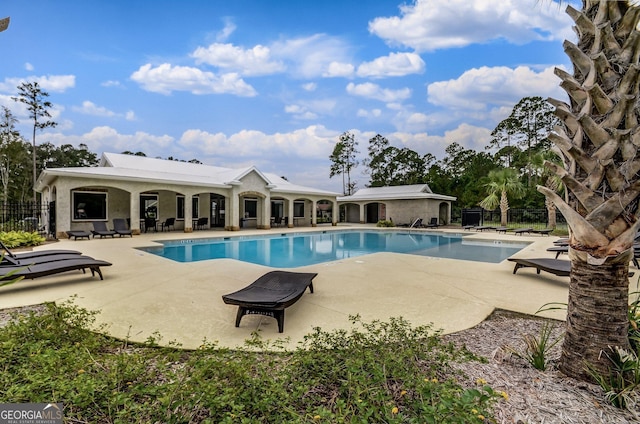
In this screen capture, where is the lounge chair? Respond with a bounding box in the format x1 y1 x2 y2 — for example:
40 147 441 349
0 256 112 281
532 228 553 236
495 226 509 233
91 221 116 238
113 218 133 237
66 230 91 240
474 226 496 231
425 217 439 228
1 253 91 267
546 245 568 259
508 258 570 276
513 227 533 235
0 240 80 261
222 271 317 333
410 218 423 228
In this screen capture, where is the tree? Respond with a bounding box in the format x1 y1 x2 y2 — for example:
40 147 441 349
539 0 640 381
479 168 526 226
364 134 429 187
329 131 359 195
487 117 519 167
12 82 57 204
0 107 30 204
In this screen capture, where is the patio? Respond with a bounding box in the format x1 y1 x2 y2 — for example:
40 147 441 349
0 225 585 349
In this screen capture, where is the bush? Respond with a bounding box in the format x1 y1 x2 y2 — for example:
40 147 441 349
0 305 504 423
376 219 395 227
0 231 45 248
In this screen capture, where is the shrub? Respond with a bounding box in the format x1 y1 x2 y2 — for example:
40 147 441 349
376 219 394 227
0 305 504 423
0 231 45 248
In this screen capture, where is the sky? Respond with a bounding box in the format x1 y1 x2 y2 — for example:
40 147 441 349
1 0 580 193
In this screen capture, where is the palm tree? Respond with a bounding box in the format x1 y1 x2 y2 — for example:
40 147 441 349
538 0 640 381
479 168 525 227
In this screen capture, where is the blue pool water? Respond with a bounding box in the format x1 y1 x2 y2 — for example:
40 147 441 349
139 230 529 268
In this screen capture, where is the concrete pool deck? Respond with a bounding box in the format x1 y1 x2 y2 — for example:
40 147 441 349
0 225 616 349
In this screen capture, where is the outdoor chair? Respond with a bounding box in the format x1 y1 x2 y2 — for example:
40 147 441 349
508 257 571 277
409 218 423 228
144 217 157 233
196 217 208 230
513 227 533 235
66 230 91 240
0 256 112 281
161 217 175 232
222 271 317 333
272 216 283 227
113 218 133 237
425 217 439 228
91 221 117 238
531 228 553 236
0 240 81 262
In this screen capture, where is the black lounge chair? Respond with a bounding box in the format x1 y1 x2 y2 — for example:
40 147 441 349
222 271 317 333
474 226 496 231
532 228 553 236
546 245 568 259
495 226 509 233
513 227 533 235
113 218 133 237
508 258 570 277
410 218 423 228
91 221 116 238
0 256 112 281
425 217 439 228
0 240 81 261
66 230 91 240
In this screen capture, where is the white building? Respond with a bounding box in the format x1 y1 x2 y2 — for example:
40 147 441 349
337 184 456 226
36 152 340 237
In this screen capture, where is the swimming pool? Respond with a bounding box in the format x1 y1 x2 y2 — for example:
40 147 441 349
139 230 529 268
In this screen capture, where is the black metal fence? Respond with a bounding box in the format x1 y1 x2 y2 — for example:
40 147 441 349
461 207 568 231
0 202 54 237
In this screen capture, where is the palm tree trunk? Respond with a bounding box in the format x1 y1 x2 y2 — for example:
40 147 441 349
560 249 632 379
499 190 509 227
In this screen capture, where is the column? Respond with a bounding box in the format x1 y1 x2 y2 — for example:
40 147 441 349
359 203 365 224
260 194 271 229
287 199 294 228
185 194 193 233
332 201 338 226
311 199 317 227
129 191 141 235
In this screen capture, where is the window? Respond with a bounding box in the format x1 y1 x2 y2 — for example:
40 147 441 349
294 201 305 218
140 194 158 219
73 191 107 221
177 195 199 219
244 198 257 218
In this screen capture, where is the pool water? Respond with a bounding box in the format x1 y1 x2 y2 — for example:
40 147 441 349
139 230 529 268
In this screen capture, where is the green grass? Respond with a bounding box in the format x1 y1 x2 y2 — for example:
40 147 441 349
0 302 504 423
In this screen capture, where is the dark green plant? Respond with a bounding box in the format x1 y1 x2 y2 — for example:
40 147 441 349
376 219 394 227
0 230 45 247
0 305 505 423
587 346 640 409
508 322 562 371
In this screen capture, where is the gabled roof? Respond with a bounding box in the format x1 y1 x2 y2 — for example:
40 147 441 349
36 152 339 197
337 184 455 202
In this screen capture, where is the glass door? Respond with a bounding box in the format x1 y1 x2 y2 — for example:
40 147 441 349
211 195 225 227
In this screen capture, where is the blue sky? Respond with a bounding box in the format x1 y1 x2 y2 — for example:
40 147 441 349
1 0 578 193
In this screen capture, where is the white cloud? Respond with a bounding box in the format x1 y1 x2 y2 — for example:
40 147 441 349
44 126 175 154
130 63 257 97
72 101 116 118
427 65 565 111
323 62 355 78
284 104 318 120
369 0 575 52
216 18 236 42
0 75 76 93
271 34 355 79
302 82 317 91
191 43 285 76
71 100 136 121
101 80 123 88
357 52 425 78
346 82 411 103
24 63 34 71
284 99 337 120
357 108 382 118
391 123 492 159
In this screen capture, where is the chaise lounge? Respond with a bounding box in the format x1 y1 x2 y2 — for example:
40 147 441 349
222 270 317 333
91 221 117 238
0 240 81 261
113 218 133 237
0 256 112 281
508 257 570 276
